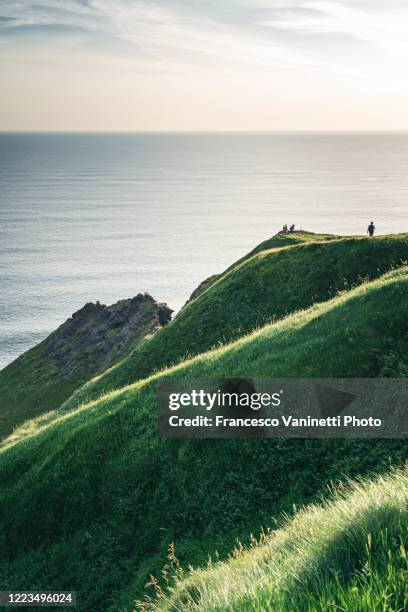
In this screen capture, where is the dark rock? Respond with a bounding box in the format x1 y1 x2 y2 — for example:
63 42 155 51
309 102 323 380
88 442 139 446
43 293 174 379
158 304 172 326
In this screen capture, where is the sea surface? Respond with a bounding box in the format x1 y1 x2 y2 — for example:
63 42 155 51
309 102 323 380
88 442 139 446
1 131 408 369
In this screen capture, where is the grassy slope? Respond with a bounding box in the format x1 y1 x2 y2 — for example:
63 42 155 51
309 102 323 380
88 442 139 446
1 268 408 611
153 467 408 611
186 231 338 302
0 232 325 440
0 342 81 440
62 232 408 412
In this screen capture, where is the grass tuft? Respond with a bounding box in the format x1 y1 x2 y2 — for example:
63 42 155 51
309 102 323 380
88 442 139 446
145 466 408 611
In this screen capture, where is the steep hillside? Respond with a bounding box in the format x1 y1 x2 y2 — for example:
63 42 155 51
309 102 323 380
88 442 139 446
151 467 408 611
0 294 172 439
63 232 408 412
0 232 328 439
186 230 338 303
1 267 408 611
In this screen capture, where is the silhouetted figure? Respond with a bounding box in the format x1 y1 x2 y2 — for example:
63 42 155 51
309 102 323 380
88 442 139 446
289 224 295 233
367 221 375 237
282 224 288 234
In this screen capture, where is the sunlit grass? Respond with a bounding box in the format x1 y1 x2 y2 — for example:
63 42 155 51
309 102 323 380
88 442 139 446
142 467 408 611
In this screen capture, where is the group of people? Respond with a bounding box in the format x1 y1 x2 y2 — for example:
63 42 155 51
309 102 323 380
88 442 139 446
281 221 376 237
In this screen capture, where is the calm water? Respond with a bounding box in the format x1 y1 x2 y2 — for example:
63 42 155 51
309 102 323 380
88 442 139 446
1 132 408 369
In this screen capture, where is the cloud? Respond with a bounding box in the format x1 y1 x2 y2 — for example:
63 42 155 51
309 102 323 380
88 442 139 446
260 1 408 57
0 0 325 71
1 0 407 80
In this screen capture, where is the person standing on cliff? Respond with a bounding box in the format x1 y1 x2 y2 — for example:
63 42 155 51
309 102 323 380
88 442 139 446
367 221 375 237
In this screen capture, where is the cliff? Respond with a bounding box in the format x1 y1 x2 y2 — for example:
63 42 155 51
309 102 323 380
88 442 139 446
0 293 172 439
43 293 172 379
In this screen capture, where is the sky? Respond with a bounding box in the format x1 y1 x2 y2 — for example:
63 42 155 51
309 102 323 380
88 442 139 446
1 1 408 131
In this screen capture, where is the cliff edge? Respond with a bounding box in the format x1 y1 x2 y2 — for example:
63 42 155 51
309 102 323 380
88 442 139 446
0 292 172 439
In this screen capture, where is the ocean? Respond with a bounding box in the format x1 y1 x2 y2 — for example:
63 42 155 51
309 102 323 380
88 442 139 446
1 131 408 369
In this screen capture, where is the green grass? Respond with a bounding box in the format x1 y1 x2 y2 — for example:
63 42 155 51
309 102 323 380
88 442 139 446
1 266 408 611
0 343 80 441
148 466 408 611
62 232 408 413
186 231 339 301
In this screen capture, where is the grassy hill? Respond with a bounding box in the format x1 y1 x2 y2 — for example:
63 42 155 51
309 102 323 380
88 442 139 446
186 230 338 302
1 265 408 611
0 232 328 441
150 466 408 611
61 232 408 414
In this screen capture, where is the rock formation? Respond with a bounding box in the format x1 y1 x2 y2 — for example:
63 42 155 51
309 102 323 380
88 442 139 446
43 293 173 379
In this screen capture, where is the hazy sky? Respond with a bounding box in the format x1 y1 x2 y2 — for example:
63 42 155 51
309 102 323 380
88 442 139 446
1 1 408 130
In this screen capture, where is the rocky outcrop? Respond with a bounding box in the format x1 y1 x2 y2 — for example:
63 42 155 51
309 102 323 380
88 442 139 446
43 293 173 379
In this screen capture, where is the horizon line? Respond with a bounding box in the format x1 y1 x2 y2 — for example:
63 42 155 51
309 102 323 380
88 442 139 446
2 128 408 135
